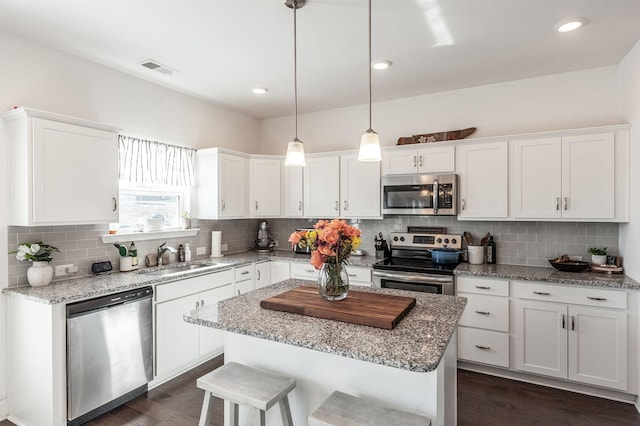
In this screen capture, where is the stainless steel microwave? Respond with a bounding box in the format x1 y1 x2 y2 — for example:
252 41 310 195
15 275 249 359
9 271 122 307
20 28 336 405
381 174 458 215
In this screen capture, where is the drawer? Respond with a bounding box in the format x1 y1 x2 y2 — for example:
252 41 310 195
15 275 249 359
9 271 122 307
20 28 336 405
155 269 234 303
345 266 372 285
234 264 254 282
457 276 509 297
512 281 627 309
235 279 254 296
290 262 318 280
458 327 509 368
458 294 509 332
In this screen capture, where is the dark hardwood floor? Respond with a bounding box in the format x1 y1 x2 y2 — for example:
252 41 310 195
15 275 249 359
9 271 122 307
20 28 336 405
2 359 639 425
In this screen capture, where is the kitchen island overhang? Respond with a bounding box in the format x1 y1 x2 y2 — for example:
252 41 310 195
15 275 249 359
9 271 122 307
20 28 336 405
184 279 467 426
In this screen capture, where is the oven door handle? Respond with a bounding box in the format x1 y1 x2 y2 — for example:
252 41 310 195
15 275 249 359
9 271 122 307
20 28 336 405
372 270 453 284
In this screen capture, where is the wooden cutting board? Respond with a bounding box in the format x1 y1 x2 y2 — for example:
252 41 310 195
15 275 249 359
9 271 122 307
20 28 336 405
260 285 416 330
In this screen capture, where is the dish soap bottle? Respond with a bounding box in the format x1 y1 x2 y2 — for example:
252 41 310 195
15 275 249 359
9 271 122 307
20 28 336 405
129 241 138 267
184 243 191 262
486 236 497 264
178 244 185 262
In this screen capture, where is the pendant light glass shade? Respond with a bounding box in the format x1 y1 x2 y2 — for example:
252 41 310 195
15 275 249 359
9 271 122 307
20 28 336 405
358 129 382 161
285 137 306 167
284 0 306 167
358 0 382 162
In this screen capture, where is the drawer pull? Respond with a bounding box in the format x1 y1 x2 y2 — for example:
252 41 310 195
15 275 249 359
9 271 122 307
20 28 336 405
571 315 575 331
475 285 491 290
348 273 357 277
533 291 550 296
587 296 607 301
201 299 204 306
561 314 566 329
475 310 490 315
241 270 250 275
475 345 491 350
237 289 241 295
305 269 315 273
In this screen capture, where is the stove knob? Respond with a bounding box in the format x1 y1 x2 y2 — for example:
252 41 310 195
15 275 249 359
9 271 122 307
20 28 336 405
436 238 443 244
393 236 398 241
399 236 405 242
444 238 450 244
451 238 458 244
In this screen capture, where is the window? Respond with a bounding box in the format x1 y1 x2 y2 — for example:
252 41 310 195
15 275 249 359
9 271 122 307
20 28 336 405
118 183 189 231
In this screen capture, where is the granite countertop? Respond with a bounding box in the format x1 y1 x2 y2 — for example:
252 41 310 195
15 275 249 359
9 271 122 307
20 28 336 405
454 263 640 290
1 250 378 304
184 279 467 373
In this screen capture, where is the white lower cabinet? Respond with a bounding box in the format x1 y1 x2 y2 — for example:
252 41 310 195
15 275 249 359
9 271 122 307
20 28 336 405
234 264 255 295
255 261 271 289
271 260 290 284
154 270 234 379
514 282 628 391
290 262 319 280
345 265 373 287
457 277 510 368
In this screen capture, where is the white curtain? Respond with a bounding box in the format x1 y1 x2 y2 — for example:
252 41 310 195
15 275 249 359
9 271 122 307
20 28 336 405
118 135 196 186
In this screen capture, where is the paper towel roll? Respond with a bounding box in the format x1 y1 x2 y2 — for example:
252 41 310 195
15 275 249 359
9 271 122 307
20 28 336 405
211 231 223 258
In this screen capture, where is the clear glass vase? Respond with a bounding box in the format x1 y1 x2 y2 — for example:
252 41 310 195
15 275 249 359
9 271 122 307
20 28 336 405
317 262 349 301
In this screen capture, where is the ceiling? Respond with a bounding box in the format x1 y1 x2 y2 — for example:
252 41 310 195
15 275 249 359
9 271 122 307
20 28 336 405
1 0 640 120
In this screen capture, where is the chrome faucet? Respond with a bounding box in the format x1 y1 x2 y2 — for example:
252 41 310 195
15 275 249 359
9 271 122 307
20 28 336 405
157 241 177 266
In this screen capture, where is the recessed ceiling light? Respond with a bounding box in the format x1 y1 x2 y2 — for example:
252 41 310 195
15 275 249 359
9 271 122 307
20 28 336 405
556 17 587 33
372 59 392 70
252 87 269 94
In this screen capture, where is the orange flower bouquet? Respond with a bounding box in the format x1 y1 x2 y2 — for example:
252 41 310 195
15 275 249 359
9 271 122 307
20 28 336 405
289 219 361 300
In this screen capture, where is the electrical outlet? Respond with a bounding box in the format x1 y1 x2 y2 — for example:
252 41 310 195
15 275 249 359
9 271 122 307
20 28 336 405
55 264 77 276
196 246 206 255
221 243 228 252
273 240 279 247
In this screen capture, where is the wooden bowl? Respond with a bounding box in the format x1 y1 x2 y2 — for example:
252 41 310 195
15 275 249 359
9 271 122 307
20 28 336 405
548 260 590 272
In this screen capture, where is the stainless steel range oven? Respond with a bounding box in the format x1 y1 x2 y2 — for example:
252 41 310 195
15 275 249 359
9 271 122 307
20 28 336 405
372 231 462 295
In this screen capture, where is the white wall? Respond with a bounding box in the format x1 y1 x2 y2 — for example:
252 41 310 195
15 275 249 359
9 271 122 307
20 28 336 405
0 31 260 150
0 115 7 418
259 66 622 154
619 38 640 281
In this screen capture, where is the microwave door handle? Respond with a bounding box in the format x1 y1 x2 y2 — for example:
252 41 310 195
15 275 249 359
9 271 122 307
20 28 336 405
433 179 439 214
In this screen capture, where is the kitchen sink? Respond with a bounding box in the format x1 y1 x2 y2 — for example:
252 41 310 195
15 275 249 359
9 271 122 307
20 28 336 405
141 262 232 277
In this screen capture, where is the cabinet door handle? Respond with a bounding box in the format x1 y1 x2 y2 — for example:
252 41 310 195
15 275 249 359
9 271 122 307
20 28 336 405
419 155 423 167
298 201 302 211
201 299 204 306
237 289 241 295
556 197 560 211
255 201 258 211
587 296 607 301
413 155 417 167
196 300 200 309
335 201 339 211
561 314 566 329
475 285 491 290
222 200 226 211
475 345 491 350
241 270 250 275
533 291 550 296
343 200 348 211
461 198 466 211
571 315 575 331
112 197 117 212
475 310 490 315
564 197 568 210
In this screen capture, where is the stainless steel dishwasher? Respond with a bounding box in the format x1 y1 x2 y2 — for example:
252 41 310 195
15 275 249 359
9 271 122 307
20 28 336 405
66 286 153 426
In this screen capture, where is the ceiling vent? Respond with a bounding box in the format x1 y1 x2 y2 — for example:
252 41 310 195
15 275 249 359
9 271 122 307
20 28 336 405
140 59 177 76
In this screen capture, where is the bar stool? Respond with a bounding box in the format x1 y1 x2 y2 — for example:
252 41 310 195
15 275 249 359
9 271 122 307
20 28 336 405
196 362 296 426
308 391 431 426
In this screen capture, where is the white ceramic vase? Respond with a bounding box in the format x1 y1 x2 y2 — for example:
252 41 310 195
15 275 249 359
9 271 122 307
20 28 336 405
27 261 54 287
591 254 607 266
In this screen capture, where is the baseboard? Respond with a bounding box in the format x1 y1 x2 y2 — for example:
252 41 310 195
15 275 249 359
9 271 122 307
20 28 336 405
458 361 638 405
0 398 7 420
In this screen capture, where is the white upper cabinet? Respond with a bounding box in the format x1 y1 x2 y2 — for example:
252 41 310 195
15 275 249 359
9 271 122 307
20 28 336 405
197 148 248 219
511 133 615 220
304 155 341 218
283 164 304 217
339 153 381 218
249 157 281 217
382 144 455 175
456 141 508 219
2 107 119 226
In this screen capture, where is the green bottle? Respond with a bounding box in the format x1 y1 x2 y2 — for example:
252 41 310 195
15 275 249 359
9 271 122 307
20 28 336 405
486 237 497 264
129 241 138 267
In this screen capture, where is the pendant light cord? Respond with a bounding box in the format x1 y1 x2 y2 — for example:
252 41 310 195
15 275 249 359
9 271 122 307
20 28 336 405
294 0 299 140
367 0 372 131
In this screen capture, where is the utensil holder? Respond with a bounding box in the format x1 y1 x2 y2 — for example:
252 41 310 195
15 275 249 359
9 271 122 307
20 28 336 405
468 246 485 265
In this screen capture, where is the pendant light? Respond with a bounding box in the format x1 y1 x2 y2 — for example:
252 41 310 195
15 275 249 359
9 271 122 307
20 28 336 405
284 0 306 167
358 0 382 162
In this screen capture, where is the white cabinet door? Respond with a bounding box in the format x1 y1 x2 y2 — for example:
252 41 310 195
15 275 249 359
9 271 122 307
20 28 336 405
456 141 508 219
304 155 340 217
514 299 567 379
271 261 290 284
250 158 281 217
199 284 234 356
382 145 455 175
254 261 271 289
511 137 562 219
219 153 248 218
382 148 419 175
561 133 615 219
290 262 318 280
339 153 381 218
283 165 304 217
568 305 627 390
155 295 200 377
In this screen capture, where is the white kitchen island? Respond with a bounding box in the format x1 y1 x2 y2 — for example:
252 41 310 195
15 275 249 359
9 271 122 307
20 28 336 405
184 279 467 426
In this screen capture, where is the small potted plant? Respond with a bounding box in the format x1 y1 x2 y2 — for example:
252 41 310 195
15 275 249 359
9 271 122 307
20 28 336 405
588 247 607 266
181 211 191 230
